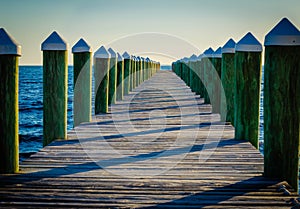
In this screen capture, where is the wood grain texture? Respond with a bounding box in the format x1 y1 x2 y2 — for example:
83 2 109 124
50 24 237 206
73 52 92 127
0 71 295 208
234 51 261 149
123 58 131 95
264 46 300 192
43 51 68 146
203 57 213 104
108 57 117 105
0 55 19 173
94 58 110 114
221 53 235 124
212 57 222 114
116 60 124 101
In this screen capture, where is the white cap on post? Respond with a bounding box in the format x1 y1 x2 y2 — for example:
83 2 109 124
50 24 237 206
235 32 262 52
108 48 117 58
264 17 300 46
72 38 91 53
41 31 68 51
213 47 222 58
0 28 21 56
94 46 111 58
222 39 236 54
122 51 130 59
203 48 215 58
189 54 198 62
117 52 123 62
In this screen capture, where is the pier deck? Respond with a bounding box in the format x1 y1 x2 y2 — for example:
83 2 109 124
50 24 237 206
0 71 296 208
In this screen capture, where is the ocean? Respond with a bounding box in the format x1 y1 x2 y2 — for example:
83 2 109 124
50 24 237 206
18 65 264 160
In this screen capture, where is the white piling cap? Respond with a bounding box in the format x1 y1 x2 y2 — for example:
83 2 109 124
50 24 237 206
145 57 150 62
264 17 300 46
136 56 141 61
235 32 262 52
203 48 215 58
117 52 123 61
122 51 130 59
94 46 111 58
182 57 189 63
72 38 91 53
0 28 21 56
41 31 68 51
222 39 236 54
108 48 117 58
197 54 203 61
189 54 198 62
213 47 222 58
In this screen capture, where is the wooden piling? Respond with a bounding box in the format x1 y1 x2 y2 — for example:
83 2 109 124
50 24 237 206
116 52 124 101
136 56 140 87
263 18 300 192
212 47 222 113
41 31 68 147
234 32 262 149
220 39 236 123
0 28 21 173
94 46 110 114
131 56 136 89
203 48 214 104
189 54 198 92
122 52 131 95
72 38 92 127
107 48 117 105
145 57 150 80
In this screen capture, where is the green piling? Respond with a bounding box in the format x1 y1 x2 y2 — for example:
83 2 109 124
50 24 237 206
72 38 92 127
108 48 117 105
234 32 262 149
211 47 222 113
94 46 110 114
264 18 300 192
136 56 140 87
41 31 68 147
203 48 214 104
220 39 236 123
0 28 21 173
122 52 131 95
116 52 124 101
189 54 198 92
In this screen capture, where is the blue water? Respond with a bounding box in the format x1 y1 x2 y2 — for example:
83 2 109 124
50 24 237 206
19 66 74 160
18 65 265 160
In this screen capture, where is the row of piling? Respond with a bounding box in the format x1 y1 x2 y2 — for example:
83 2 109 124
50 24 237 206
172 18 300 192
0 29 160 173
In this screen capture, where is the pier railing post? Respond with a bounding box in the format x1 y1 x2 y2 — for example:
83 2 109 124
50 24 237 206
189 54 198 92
203 48 214 104
72 38 92 127
136 56 140 87
122 51 131 95
108 48 117 105
212 47 222 113
234 32 262 149
116 52 124 101
41 31 68 147
131 56 136 89
94 46 110 114
220 39 236 123
0 28 21 173
263 18 300 192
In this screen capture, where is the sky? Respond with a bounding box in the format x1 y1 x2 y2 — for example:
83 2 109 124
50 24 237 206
0 0 299 65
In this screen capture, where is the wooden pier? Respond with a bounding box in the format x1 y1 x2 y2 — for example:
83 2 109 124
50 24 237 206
0 70 296 208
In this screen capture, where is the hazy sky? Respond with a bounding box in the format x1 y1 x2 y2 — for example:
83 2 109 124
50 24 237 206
0 0 299 65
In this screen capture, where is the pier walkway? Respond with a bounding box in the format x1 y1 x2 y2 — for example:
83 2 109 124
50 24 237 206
0 70 296 208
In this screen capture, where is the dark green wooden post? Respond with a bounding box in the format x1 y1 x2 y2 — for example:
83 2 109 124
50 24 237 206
193 55 202 96
264 18 300 192
136 56 140 87
72 38 92 127
94 46 110 114
139 57 143 84
131 56 136 89
0 28 21 173
145 57 150 80
203 48 214 104
212 47 222 113
189 54 198 92
197 55 205 98
116 52 124 101
108 48 117 105
220 39 236 123
41 31 68 147
122 52 131 95
234 32 262 149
